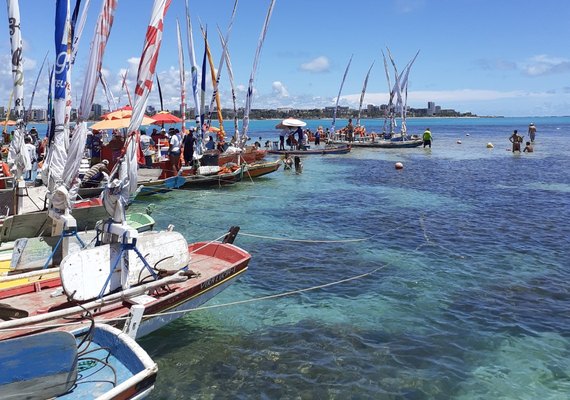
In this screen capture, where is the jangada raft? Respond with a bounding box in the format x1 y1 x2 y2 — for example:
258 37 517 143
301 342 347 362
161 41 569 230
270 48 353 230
0 226 251 341
0 323 157 399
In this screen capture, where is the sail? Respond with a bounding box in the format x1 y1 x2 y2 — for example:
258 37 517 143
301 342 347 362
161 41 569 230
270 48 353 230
26 51 49 124
103 0 171 222
356 61 374 127
218 28 239 140
176 19 186 132
99 71 117 111
206 0 238 141
184 0 200 138
399 50 420 133
46 65 54 140
241 0 276 143
120 70 132 106
199 32 207 140
381 50 394 134
331 54 352 134
5 0 30 179
42 0 71 192
202 27 224 138
70 0 91 65
62 0 118 206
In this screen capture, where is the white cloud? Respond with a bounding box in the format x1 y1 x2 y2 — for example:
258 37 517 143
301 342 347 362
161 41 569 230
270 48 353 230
272 81 288 97
300 56 330 73
521 54 570 76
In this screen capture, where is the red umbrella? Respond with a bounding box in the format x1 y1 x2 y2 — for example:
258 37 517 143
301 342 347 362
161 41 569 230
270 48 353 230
150 111 182 125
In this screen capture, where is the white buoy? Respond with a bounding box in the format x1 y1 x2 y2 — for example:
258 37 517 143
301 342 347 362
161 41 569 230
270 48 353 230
486 142 494 148
395 162 404 170
457 140 462 144
466 133 470 136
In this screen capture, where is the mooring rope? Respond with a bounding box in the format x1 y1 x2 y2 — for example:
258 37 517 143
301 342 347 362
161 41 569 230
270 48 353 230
0 214 464 334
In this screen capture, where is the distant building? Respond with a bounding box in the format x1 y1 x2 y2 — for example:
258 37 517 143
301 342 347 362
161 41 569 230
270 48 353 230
91 103 102 119
30 109 47 121
427 101 436 116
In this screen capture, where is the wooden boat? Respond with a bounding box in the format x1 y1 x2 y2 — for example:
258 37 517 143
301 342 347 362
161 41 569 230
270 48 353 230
267 144 351 156
0 229 251 341
0 212 156 288
243 159 281 179
0 198 108 243
330 135 423 149
0 323 157 399
177 165 244 189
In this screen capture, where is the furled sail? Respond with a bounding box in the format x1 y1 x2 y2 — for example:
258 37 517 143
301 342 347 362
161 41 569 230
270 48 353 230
176 19 186 132
241 0 276 145
184 0 200 142
103 0 171 223
5 0 31 180
331 55 352 135
356 61 374 127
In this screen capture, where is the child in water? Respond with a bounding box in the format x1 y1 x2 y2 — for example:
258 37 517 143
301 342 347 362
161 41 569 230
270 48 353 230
523 141 534 153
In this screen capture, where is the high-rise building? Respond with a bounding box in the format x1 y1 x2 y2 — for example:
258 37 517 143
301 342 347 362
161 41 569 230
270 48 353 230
427 101 436 116
91 103 102 119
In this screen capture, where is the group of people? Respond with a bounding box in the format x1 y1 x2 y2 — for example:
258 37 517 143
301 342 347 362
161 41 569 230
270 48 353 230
509 123 536 153
279 126 330 151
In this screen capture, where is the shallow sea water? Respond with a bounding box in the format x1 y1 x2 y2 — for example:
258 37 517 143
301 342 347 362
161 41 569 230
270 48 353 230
129 117 570 399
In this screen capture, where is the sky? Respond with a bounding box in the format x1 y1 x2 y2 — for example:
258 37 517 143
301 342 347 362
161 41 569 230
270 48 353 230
1 0 570 117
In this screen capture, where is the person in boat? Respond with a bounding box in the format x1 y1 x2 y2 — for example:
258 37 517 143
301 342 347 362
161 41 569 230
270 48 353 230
205 135 216 151
509 130 522 152
294 126 303 150
139 130 155 168
24 136 37 181
528 123 536 142
279 127 288 150
523 141 534 153
315 127 322 146
345 118 354 142
168 128 182 174
183 127 196 166
81 159 109 188
89 129 103 166
302 130 309 150
294 156 303 174
423 128 433 148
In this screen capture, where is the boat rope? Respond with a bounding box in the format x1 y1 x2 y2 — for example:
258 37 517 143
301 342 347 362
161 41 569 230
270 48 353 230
0 216 464 334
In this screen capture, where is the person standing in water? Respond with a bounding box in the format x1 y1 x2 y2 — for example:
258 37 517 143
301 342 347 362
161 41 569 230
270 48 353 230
423 128 432 148
528 123 536 142
509 130 522 152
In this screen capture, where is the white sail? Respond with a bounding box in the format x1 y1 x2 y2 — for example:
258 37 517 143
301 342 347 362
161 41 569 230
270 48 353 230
241 0 276 144
5 0 31 180
176 19 186 133
104 0 171 223
331 55 353 134
357 61 374 127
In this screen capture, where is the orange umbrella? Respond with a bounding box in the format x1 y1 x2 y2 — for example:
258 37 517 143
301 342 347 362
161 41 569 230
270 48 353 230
0 120 17 126
90 115 155 130
150 111 182 125
101 105 132 119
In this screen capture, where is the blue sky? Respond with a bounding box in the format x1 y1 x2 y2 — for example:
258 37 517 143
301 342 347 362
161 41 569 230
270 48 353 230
1 0 570 117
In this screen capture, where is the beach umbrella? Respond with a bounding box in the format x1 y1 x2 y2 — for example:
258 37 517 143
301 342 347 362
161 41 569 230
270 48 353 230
90 115 155 130
150 110 182 125
101 105 132 120
0 120 17 126
275 118 306 129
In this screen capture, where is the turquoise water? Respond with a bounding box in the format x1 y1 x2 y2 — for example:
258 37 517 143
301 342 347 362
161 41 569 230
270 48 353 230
127 117 570 399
